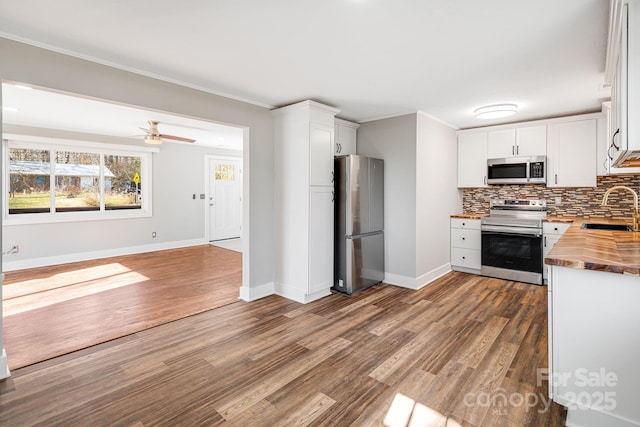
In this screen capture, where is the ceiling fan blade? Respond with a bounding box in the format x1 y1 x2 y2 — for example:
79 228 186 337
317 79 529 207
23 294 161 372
139 127 156 135
159 133 196 143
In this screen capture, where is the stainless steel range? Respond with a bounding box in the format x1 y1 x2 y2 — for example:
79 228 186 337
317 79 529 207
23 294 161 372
481 199 547 285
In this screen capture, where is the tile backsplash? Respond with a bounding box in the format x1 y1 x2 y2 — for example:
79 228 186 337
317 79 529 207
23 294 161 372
462 174 640 218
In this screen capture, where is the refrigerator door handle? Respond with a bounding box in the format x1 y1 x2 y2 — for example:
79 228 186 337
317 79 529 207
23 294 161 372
346 230 384 239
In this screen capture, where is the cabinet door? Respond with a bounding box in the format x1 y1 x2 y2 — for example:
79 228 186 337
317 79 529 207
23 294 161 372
309 123 335 186
335 123 357 155
458 132 488 188
487 129 516 158
516 125 547 156
543 235 561 280
548 119 597 187
309 186 334 294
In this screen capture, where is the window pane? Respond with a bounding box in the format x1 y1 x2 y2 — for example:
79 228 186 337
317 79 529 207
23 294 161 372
214 164 234 181
104 155 142 210
9 148 51 214
54 151 100 212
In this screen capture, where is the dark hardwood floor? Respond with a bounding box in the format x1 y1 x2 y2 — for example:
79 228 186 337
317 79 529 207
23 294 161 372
0 271 566 426
2 244 242 369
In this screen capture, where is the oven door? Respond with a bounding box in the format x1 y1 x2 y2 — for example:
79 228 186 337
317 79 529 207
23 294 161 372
481 226 543 284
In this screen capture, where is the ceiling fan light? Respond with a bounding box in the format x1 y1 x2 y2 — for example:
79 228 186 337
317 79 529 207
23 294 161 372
144 135 163 145
474 104 518 119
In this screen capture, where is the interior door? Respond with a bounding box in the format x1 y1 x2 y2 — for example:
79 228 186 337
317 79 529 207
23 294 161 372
209 157 242 241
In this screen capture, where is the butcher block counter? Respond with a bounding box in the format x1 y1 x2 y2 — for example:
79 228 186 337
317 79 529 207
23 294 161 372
544 217 640 276
546 217 640 427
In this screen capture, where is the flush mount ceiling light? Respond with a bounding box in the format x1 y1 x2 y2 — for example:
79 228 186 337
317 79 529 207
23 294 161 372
474 104 518 119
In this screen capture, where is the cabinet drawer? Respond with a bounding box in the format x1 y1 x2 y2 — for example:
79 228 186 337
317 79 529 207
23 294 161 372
451 218 481 230
451 228 481 250
451 248 481 270
543 222 571 236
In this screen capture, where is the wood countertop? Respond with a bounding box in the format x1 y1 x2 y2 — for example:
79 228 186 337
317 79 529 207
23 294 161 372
450 213 486 219
543 216 576 223
544 218 640 276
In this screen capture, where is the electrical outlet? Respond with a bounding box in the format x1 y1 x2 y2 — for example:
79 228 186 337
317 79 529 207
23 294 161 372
555 197 562 206
152 232 157 238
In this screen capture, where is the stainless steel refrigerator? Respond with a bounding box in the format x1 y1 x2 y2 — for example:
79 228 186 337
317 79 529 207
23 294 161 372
334 155 384 295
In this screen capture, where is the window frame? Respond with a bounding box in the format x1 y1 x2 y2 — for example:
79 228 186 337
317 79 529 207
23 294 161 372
3 135 158 225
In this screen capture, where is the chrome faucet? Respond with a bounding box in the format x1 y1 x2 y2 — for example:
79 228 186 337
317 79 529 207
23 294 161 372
601 186 640 232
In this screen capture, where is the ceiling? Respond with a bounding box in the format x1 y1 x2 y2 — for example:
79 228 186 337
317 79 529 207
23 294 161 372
0 0 611 130
2 83 244 150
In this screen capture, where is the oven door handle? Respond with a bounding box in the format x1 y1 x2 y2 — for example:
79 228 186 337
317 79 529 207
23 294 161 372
481 226 542 236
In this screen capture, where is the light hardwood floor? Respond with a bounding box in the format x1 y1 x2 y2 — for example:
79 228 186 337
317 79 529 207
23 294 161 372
0 271 566 426
2 245 242 369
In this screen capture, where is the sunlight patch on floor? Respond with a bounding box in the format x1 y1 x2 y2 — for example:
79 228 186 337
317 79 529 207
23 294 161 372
384 393 461 427
3 264 149 316
3 263 134 299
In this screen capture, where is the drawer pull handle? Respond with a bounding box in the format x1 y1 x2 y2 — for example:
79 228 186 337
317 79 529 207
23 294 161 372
462 222 465 226
462 237 465 240
462 256 466 260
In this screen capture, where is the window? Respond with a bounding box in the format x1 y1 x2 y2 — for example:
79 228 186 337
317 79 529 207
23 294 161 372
215 163 235 181
5 137 155 223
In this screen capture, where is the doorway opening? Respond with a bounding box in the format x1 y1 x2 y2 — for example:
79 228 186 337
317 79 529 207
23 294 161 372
1 81 248 369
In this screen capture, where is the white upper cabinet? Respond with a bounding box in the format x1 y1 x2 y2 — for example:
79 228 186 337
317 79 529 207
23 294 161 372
309 123 335 186
487 129 515 158
487 125 546 158
516 125 547 156
547 119 597 187
458 131 488 188
334 118 358 156
606 0 640 168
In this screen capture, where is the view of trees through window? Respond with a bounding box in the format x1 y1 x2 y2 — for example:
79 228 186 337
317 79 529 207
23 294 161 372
9 147 142 214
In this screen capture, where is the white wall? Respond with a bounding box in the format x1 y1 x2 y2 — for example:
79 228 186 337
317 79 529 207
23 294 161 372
0 37 276 377
357 114 417 285
358 112 462 289
416 112 462 283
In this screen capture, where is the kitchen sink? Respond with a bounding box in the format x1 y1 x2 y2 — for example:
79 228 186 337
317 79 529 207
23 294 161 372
581 223 634 231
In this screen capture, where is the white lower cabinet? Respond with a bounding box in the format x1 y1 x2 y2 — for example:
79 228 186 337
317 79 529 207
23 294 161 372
309 186 334 294
451 218 481 272
542 222 571 282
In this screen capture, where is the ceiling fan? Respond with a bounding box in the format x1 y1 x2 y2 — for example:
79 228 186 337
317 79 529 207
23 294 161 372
140 120 196 145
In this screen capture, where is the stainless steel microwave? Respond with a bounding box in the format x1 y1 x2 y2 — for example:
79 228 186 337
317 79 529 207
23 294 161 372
487 156 546 185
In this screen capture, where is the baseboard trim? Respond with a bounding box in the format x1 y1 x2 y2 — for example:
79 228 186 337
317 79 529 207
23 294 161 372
275 284 331 304
565 403 639 427
415 263 452 290
383 273 418 289
2 238 208 271
239 282 275 302
0 349 10 380
384 263 452 290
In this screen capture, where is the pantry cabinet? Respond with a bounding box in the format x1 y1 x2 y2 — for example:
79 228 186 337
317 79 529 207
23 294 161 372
273 100 339 303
